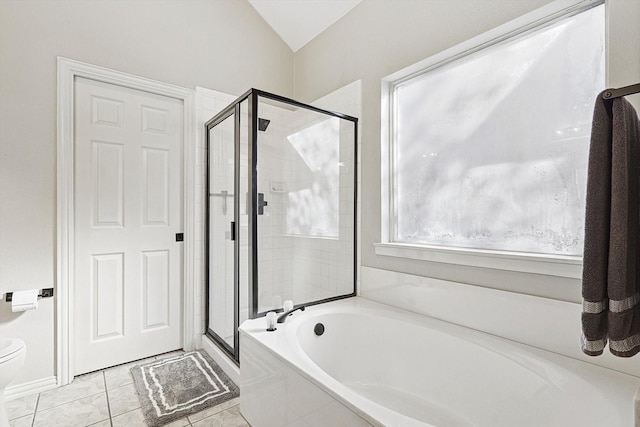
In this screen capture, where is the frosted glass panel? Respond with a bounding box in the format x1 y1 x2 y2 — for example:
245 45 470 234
393 5 604 255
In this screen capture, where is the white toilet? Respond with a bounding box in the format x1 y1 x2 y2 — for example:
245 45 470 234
0 337 26 427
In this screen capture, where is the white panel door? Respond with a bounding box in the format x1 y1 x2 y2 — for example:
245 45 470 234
74 77 183 374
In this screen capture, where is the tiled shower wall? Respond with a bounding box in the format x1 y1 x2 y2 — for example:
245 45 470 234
256 103 290 310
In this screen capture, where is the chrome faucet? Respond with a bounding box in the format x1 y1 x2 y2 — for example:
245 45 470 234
277 305 306 323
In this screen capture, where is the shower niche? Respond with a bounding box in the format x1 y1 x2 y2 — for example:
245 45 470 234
205 89 358 361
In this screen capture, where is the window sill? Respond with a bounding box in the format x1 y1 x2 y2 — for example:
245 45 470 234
374 242 582 279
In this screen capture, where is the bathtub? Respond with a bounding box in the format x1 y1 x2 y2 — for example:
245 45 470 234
239 297 640 427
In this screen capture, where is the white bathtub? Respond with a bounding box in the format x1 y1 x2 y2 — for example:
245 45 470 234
239 297 640 427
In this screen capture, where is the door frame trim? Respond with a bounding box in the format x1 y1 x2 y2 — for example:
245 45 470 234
56 57 196 385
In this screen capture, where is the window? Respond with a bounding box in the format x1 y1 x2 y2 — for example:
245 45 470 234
286 117 340 238
380 2 604 276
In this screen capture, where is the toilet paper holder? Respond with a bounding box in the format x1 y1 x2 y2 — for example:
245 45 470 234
5 288 54 302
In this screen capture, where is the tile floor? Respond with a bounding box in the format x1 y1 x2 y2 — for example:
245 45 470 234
6 351 250 427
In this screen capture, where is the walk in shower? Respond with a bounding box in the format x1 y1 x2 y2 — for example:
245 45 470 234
205 89 358 362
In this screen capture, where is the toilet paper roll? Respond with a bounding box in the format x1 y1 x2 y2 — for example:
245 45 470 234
11 289 39 313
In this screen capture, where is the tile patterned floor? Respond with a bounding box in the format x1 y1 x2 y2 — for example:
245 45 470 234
6 351 250 427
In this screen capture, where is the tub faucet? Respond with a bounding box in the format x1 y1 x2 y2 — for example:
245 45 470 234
277 305 306 323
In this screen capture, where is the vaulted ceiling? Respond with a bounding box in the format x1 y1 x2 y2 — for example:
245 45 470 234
247 0 362 52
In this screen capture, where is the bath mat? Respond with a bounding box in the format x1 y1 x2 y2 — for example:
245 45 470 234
130 350 239 426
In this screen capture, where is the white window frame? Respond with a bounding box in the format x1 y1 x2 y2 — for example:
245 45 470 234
378 0 604 279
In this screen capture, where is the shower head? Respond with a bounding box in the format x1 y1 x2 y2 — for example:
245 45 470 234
258 118 271 132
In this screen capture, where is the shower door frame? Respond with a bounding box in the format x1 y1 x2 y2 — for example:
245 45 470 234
205 88 359 362
205 102 243 362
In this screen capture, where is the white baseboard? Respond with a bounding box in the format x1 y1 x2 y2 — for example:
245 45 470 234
5 376 57 401
200 335 240 386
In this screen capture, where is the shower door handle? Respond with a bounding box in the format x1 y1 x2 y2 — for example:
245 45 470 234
258 193 268 215
230 221 235 241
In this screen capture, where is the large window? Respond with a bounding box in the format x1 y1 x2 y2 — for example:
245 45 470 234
382 2 604 271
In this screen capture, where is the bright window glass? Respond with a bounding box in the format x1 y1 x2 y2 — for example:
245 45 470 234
392 4 604 255
286 117 340 237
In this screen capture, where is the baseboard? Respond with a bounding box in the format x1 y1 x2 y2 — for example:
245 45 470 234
5 376 58 401
200 335 240 386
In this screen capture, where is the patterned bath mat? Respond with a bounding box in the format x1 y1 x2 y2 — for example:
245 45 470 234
130 350 239 426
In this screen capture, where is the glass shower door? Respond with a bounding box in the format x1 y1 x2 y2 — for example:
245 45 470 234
205 89 357 362
207 112 236 354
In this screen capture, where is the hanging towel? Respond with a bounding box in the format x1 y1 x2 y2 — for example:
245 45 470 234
581 92 640 357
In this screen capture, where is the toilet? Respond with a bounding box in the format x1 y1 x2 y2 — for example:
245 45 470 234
0 337 26 427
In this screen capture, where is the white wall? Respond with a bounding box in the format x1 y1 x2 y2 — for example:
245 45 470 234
0 0 293 387
293 0 640 303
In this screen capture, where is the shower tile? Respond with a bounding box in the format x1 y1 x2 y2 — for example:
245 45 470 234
33 393 109 427
38 371 105 410
6 393 37 420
